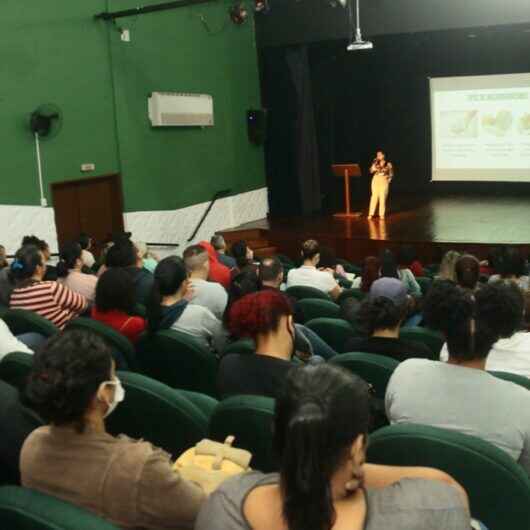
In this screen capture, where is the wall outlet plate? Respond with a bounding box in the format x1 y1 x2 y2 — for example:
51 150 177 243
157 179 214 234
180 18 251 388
81 163 95 172
121 29 130 42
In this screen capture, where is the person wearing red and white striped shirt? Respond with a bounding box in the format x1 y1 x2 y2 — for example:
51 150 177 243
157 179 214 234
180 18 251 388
9 245 88 330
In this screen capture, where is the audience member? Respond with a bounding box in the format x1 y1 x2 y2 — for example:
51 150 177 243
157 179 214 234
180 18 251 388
0 245 8 269
398 245 424 277
10 245 87 330
231 240 257 277
386 284 530 474
286 239 342 301
22 236 57 281
106 239 154 306
258 256 284 290
57 242 98 302
422 279 461 335
352 256 380 292
455 254 481 292
147 256 226 352
197 364 470 530
210 234 237 269
198 241 231 289
218 290 297 398
183 244 228 319
488 247 530 290
436 250 460 282
0 264 14 306
21 330 208 528
345 278 432 361
135 241 159 274
92 268 146 344
78 233 96 269
318 246 351 283
380 249 421 297
0 318 34 362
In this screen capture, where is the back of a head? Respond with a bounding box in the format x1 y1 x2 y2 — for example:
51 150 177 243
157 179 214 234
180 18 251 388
301 239 320 262
96 268 135 314
210 234 226 251
439 250 460 281
231 240 249 268
499 247 526 278
57 242 82 278
361 256 380 293
135 241 147 259
228 289 291 340
78 233 91 250
380 249 399 279
422 279 460 334
11 245 43 285
455 254 480 290
21 235 44 250
259 257 283 284
25 330 113 432
358 296 404 335
397 245 416 267
475 282 524 339
317 246 337 269
183 244 208 272
105 240 137 268
274 364 371 530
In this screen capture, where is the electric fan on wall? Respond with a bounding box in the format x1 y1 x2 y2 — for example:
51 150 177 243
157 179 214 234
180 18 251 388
29 104 63 207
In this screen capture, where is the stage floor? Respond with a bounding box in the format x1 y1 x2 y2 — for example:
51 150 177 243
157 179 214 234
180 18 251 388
223 194 530 262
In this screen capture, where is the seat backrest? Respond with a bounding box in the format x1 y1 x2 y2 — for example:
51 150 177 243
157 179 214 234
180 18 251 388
336 259 362 276
209 395 276 472
3 309 58 338
329 352 399 400
65 318 137 370
490 371 530 391
399 326 444 358
295 298 341 324
107 371 213 458
285 285 331 301
221 338 255 357
368 423 530 529
0 486 119 530
305 317 356 353
137 329 219 397
0 352 33 393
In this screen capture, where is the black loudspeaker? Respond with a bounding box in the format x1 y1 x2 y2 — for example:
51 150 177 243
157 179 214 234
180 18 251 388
247 109 267 145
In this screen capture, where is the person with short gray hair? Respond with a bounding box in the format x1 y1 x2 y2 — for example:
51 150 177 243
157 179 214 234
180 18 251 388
210 234 236 269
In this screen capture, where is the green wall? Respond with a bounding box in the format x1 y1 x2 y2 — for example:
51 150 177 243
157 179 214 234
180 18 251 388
1 0 265 212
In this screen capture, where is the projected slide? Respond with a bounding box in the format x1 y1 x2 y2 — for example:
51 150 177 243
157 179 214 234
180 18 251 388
430 73 530 182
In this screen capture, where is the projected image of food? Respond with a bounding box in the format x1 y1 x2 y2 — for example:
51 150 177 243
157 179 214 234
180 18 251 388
440 110 478 138
481 110 513 137
518 113 530 135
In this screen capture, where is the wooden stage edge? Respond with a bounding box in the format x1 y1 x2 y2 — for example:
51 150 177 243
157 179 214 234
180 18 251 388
220 194 530 263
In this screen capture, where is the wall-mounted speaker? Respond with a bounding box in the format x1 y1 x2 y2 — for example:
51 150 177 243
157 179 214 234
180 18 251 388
247 109 267 145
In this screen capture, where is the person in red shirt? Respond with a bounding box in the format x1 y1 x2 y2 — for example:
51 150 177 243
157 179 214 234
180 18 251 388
198 241 231 289
91 268 146 344
398 245 424 278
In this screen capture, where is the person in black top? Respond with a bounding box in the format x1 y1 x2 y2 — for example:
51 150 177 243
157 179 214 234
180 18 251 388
218 290 296 399
345 277 431 362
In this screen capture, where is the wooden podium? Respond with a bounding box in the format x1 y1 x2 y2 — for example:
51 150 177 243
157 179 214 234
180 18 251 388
332 163 362 218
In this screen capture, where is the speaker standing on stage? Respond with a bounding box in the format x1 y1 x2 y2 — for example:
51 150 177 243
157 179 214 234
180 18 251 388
368 150 394 219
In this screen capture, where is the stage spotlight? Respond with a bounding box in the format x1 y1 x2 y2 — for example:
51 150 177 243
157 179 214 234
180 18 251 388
347 0 373 51
229 2 248 24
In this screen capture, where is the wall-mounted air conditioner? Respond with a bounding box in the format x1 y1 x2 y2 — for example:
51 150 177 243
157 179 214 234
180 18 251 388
148 92 214 127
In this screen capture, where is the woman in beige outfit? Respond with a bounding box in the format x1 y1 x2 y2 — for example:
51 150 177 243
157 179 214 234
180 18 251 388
368 150 394 219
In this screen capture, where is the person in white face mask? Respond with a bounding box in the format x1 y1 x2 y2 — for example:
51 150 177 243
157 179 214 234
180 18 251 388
20 329 208 530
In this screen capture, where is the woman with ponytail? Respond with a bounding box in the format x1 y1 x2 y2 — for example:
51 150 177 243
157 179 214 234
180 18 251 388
57 241 98 302
387 282 530 474
196 363 470 530
146 256 227 352
345 277 432 361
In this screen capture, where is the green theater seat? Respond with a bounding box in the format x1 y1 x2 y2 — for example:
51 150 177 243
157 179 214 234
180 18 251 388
399 326 444 359
3 309 58 338
285 285 331 301
490 371 530 391
295 298 341 324
0 352 33 392
305 317 356 353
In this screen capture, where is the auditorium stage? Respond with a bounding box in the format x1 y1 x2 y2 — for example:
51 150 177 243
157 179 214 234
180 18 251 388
221 194 530 263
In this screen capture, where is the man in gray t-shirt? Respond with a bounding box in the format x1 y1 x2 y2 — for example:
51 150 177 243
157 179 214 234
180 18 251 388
386 358 530 475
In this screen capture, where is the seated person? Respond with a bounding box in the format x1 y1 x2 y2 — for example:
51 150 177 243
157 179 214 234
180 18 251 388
0 318 34 362
105 239 154 306
455 254 481 292
21 330 208 529
439 282 530 378
0 244 8 269
318 246 353 285
135 241 159 274
210 234 237 270
197 364 470 530
436 250 460 282
10 245 88 330
183 245 228 319
218 290 296 398
488 246 530 291
286 239 342 301
386 284 530 475
92 268 146 344
398 245 424 278
351 256 380 292
198 241 231 289
345 278 432 362
22 235 57 281
230 240 257 276
57 241 98 302
422 279 461 336
380 249 421 297
78 232 96 269
147 256 227 352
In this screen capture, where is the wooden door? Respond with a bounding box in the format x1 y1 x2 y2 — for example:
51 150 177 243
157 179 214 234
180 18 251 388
52 174 124 254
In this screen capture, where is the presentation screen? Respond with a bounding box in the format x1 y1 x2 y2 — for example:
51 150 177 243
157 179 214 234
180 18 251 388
430 73 530 182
